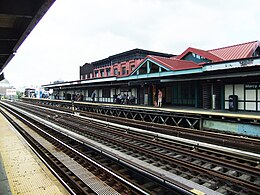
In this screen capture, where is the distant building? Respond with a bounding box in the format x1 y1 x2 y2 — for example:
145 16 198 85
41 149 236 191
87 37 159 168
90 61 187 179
24 88 36 98
0 79 12 97
80 49 174 80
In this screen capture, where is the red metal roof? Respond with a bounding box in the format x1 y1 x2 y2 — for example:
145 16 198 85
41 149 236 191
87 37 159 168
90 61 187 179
208 40 260 60
132 40 260 75
148 55 202 71
176 47 222 61
176 41 260 63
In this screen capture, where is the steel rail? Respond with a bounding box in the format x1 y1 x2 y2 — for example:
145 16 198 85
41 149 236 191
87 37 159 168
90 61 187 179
20 99 260 153
12 101 259 194
1 101 195 195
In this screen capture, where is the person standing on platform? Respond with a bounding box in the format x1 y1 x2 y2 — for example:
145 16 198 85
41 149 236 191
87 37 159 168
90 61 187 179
154 91 158 107
158 89 162 107
91 91 96 102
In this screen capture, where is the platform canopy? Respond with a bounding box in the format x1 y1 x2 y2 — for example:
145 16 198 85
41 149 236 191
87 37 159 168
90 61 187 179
0 0 55 80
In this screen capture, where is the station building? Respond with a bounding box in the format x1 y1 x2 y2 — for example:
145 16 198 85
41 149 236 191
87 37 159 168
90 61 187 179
80 48 174 79
43 40 260 112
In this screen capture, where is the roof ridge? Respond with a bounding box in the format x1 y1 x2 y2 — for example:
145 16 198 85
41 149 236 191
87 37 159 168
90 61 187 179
149 55 169 59
151 55 184 62
189 47 223 61
208 40 259 51
151 55 199 65
148 55 172 67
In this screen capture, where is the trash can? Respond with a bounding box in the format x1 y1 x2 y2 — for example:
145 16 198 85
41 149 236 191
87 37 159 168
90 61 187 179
229 95 238 111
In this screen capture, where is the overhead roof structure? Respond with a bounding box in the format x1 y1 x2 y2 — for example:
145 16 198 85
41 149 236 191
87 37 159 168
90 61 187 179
176 47 222 62
136 55 201 72
177 40 260 63
209 40 260 60
0 0 55 79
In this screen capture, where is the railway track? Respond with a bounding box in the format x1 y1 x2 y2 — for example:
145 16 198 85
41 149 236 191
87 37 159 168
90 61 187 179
2 100 260 194
22 98 260 154
1 102 194 195
79 110 260 154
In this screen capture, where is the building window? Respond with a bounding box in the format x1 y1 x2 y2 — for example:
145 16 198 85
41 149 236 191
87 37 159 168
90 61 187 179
114 68 118 75
80 75 83 80
90 73 93 78
85 74 88 79
100 69 105 77
106 68 111 76
192 53 206 60
122 67 126 75
131 65 135 71
95 70 99 77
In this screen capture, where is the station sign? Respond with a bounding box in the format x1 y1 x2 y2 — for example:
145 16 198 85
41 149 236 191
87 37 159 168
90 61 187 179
245 83 260 89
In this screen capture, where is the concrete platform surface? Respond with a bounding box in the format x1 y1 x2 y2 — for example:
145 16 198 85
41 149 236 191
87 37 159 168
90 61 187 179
0 111 69 195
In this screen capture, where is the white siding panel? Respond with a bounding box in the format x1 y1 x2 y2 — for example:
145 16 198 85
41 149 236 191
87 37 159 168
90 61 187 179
246 90 256 101
246 102 256 111
99 89 102 97
234 84 244 100
111 88 116 97
225 101 229 109
225 85 233 100
238 102 244 110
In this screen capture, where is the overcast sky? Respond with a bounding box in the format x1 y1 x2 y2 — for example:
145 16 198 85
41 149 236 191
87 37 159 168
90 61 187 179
4 0 260 88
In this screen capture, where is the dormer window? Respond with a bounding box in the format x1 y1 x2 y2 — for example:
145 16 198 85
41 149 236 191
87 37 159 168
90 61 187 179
192 53 206 60
192 53 199 59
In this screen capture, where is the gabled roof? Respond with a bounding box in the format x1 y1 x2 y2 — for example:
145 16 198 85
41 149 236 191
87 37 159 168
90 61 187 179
131 55 201 76
148 55 202 70
176 41 260 63
208 40 260 60
176 47 222 62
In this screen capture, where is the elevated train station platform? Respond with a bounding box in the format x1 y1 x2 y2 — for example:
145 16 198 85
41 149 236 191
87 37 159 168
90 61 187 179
0 109 69 195
22 98 260 137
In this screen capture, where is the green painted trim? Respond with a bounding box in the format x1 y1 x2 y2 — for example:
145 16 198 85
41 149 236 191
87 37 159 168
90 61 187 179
149 59 170 71
119 68 202 81
131 58 170 76
195 81 198 108
147 60 150 73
